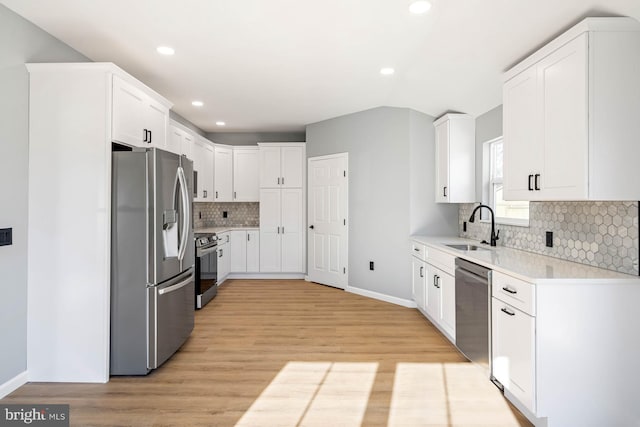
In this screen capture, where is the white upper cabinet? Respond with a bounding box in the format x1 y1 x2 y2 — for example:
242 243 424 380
233 147 259 202
258 143 305 188
112 75 169 149
214 145 233 202
193 138 214 202
434 114 476 203
168 121 195 159
503 17 640 201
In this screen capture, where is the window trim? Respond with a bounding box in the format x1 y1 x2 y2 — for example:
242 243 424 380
480 136 530 228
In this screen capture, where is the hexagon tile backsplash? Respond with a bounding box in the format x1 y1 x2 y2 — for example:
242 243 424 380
459 202 639 275
193 202 259 229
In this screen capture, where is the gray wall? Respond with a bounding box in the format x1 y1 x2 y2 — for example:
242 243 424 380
170 111 206 137
306 107 457 301
0 5 90 386
207 131 306 146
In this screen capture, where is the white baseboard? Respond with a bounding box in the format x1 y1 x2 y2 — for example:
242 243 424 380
346 286 417 308
0 371 28 399
226 273 306 280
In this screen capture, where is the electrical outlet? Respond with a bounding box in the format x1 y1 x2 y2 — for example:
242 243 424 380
369 261 374 271
0 228 12 246
546 231 553 247
223 211 228 218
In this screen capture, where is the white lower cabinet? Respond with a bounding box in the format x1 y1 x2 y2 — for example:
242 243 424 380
411 257 427 311
217 232 230 283
230 230 260 273
492 297 535 413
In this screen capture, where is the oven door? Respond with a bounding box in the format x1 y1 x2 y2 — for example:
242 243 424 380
195 245 218 308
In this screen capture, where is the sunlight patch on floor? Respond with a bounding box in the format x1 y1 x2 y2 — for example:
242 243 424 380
389 363 521 427
235 361 377 427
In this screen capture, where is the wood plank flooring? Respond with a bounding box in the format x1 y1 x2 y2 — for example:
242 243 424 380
3 279 532 426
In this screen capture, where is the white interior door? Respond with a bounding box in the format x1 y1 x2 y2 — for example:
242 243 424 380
307 153 348 289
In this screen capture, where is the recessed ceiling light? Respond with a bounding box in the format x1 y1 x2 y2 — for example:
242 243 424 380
216 121 226 126
156 46 175 55
192 101 204 107
380 68 395 76
409 0 431 14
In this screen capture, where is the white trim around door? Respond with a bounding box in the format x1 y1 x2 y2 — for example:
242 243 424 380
307 153 349 289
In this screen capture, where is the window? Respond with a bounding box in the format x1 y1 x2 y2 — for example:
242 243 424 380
482 137 529 226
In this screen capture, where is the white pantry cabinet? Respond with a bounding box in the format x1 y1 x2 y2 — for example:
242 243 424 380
259 188 304 273
112 75 169 149
433 114 476 203
258 143 305 188
192 138 214 202
214 145 233 202
25 63 172 383
233 147 259 202
503 17 640 201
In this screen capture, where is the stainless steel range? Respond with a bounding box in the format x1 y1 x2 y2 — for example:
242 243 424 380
195 232 218 309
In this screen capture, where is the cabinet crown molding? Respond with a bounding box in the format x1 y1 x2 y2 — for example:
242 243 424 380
504 17 640 81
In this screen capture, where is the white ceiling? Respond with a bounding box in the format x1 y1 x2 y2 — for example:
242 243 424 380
3 0 640 132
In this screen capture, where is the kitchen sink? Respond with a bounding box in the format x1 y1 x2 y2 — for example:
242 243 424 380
445 244 490 251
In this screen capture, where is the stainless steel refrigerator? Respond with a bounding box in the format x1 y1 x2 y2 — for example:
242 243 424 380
110 147 195 375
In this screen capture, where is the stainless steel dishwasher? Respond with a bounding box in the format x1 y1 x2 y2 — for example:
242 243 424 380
455 258 492 376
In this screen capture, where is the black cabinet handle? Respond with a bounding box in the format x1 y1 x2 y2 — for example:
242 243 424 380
234 191 237 199
203 190 207 198
149 130 152 144
435 276 441 289
143 129 148 142
219 249 223 258
501 307 515 316
502 286 517 294
277 177 280 185
247 233 250 241
443 186 447 197
528 174 533 191
309 225 314 229
215 191 218 199
419 266 424 278
534 174 540 191
282 177 285 185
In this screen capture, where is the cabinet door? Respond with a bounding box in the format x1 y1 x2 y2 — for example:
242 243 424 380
214 146 233 201
191 140 206 202
426 268 441 320
259 189 282 272
246 230 260 272
112 75 145 147
503 65 541 201
182 132 194 160
167 126 183 155
218 243 230 281
538 34 588 200
439 272 456 339
229 230 247 273
203 144 215 202
281 188 303 272
233 148 259 201
259 145 281 188
281 146 304 188
492 298 535 412
412 257 426 310
145 98 168 150
434 121 449 203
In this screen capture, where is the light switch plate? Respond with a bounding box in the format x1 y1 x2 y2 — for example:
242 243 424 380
0 228 12 246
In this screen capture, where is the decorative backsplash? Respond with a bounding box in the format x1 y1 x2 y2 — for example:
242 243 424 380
193 202 259 229
459 202 639 276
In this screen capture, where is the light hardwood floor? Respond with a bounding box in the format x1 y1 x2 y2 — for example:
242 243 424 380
3 280 532 426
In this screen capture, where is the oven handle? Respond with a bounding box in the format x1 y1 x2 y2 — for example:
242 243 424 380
197 245 218 257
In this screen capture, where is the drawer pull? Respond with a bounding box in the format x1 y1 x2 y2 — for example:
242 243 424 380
414 248 420 252
502 286 517 294
501 307 515 316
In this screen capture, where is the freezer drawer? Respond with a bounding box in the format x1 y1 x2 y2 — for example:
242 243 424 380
149 271 195 369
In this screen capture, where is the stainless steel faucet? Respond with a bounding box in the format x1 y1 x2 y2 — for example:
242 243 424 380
468 204 500 247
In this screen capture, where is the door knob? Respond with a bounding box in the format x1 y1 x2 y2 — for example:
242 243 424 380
309 225 314 229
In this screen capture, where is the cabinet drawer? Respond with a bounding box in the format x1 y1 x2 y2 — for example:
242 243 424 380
426 247 455 276
492 271 535 316
410 241 427 261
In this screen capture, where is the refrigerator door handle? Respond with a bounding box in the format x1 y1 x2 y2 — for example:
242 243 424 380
158 276 193 295
177 166 190 261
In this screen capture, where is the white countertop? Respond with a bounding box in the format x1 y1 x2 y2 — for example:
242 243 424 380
195 226 259 234
411 235 640 284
